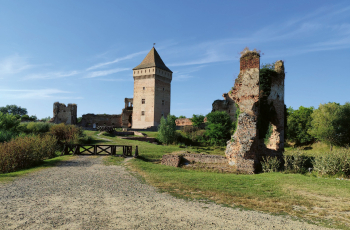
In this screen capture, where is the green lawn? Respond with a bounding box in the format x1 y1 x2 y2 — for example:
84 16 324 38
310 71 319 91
81 131 350 229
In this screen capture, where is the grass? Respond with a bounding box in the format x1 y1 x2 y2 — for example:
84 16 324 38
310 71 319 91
0 155 76 184
85 130 226 159
285 141 343 157
129 159 350 229
71 131 350 228
102 155 125 166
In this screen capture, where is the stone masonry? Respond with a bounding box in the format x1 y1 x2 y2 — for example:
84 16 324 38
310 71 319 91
225 48 285 173
132 47 172 128
51 102 77 125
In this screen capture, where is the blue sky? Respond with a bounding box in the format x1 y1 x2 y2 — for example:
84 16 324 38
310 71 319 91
0 0 349 119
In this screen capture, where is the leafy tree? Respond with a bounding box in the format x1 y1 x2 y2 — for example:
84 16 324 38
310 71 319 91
158 114 177 145
41 116 51 122
0 105 27 116
205 111 232 146
190 114 205 128
287 106 314 145
0 112 21 132
178 115 186 119
308 102 350 149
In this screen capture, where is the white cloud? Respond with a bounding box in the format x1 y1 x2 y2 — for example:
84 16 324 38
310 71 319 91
86 51 148 71
23 70 80 80
0 88 83 99
0 55 34 75
83 68 129 78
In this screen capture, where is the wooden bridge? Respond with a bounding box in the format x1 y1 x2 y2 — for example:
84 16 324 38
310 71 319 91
62 144 138 157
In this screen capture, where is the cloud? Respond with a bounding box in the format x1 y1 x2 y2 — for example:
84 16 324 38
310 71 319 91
0 88 83 99
0 55 34 75
172 65 206 81
86 51 148 71
23 70 80 80
97 78 132 82
83 68 129 78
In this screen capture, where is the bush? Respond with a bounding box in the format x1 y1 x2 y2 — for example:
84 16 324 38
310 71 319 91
284 151 313 173
0 130 20 142
205 111 233 146
158 115 177 145
0 112 20 132
261 156 281 173
0 135 57 173
312 149 350 177
48 123 84 147
25 122 53 134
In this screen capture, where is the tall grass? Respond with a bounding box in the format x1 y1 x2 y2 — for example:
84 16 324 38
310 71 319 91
0 135 57 173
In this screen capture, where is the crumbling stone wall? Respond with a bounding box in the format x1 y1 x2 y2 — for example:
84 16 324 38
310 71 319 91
80 114 122 128
225 50 260 173
212 93 237 122
175 118 193 126
266 61 285 151
225 48 285 174
51 102 77 125
121 98 133 128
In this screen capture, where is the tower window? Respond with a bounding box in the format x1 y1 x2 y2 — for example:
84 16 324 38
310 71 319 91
143 87 145 90
162 100 164 105
141 111 145 116
142 99 145 104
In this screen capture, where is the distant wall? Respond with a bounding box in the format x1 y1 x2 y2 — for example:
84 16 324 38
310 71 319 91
80 114 122 128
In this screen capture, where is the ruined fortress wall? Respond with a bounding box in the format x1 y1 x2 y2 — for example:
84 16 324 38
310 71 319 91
175 118 193 126
266 60 285 151
225 51 260 173
80 114 122 128
52 102 77 125
212 94 238 122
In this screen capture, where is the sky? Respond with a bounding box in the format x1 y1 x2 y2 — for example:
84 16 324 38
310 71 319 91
0 0 349 119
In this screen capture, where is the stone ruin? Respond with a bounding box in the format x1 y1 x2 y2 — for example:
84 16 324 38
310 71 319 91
225 48 285 173
51 102 77 125
212 93 238 122
51 98 133 128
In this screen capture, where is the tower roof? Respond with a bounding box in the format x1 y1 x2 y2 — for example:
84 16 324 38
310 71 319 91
133 47 172 73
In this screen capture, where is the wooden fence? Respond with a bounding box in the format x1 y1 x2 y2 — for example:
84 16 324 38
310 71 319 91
62 144 135 157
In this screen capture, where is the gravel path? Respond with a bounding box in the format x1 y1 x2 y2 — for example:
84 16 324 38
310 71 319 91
0 156 331 230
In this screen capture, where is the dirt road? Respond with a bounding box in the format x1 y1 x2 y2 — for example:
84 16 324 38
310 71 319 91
0 156 330 229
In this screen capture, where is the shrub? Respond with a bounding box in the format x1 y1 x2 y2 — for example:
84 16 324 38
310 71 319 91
158 114 177 145
312 149 350 177
0 130 19 143
48 123 84 147
205 111 232 146
19 122 53 134
0 112 20 132
261 156 281 173
284 151 313 173
0 135 57 173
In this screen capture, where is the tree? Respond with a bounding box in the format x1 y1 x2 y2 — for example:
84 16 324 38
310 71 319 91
0 105 27 116
287 106 314 145
190 114 205 128
205 111 233 146
0 112 21 132
308 102 350 149
158 114 177 145
178 115 186 119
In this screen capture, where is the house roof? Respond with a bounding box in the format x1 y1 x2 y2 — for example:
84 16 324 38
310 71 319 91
133 47 172 73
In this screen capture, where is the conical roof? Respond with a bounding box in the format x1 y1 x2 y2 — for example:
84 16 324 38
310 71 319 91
133 47 172 73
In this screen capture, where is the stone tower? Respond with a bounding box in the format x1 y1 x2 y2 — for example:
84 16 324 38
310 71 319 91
132 47 172 128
